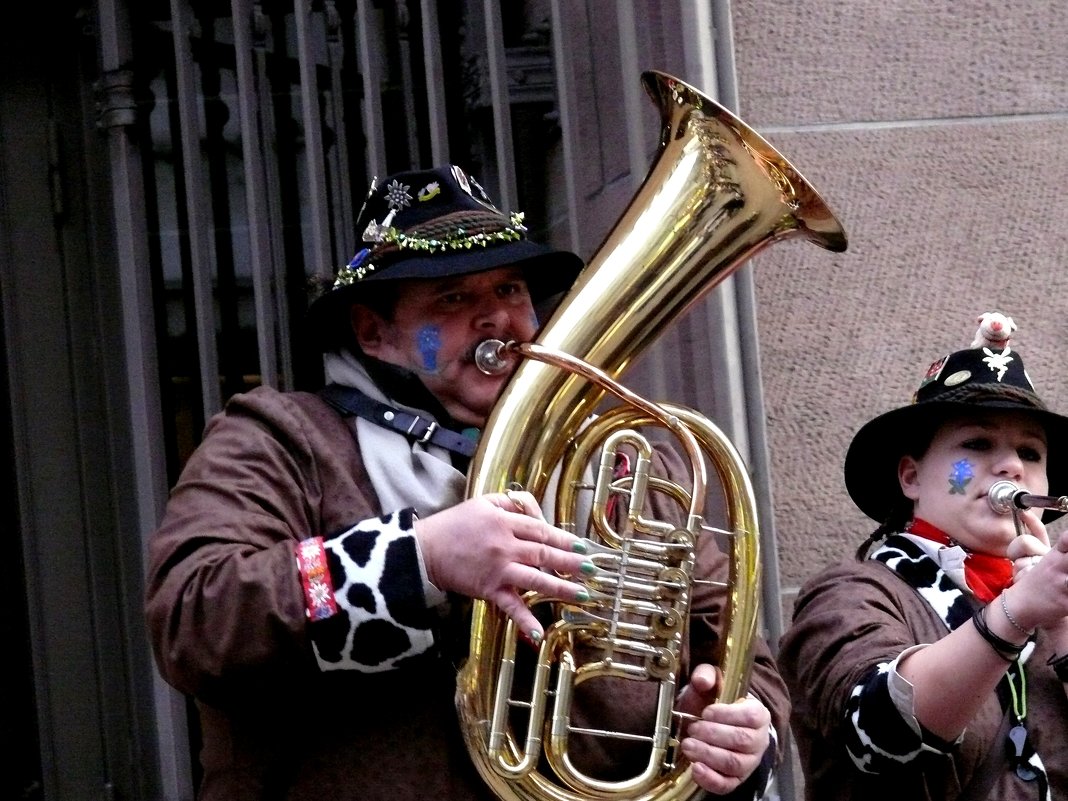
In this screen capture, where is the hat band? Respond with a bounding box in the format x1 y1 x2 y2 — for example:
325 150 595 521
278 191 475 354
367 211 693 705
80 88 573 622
374 209 527 258
932 383 1048 411
332 210 528 288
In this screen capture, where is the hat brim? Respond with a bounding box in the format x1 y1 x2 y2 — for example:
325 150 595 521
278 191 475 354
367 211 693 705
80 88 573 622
845 399 1068 524
306 240 584 351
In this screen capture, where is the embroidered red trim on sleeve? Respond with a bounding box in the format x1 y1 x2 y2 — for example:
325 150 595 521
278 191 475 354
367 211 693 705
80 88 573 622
296 537 338 620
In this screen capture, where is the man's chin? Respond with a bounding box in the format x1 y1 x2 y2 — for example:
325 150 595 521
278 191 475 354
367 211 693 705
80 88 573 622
440 374 509 427
449 402 494 429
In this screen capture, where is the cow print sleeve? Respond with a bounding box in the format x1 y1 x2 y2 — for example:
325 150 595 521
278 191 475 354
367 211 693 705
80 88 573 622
843 659 959 775
300 508 438 673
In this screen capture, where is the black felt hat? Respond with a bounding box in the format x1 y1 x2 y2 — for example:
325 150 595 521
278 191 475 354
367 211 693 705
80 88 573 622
844 314 1068 523
307 165 583 350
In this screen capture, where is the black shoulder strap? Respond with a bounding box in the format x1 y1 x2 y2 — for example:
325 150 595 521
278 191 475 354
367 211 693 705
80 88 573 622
318 383 477 458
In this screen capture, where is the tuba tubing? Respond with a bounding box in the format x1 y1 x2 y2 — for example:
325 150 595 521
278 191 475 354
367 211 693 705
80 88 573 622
456 70 847 801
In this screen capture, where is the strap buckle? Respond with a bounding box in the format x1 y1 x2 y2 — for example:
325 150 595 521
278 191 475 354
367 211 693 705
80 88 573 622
407 417 438 445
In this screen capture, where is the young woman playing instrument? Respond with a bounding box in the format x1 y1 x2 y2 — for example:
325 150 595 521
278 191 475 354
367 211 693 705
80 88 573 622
779 312 1068 800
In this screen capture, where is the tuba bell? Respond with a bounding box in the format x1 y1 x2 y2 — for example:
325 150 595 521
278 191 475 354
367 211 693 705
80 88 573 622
456 70 847 801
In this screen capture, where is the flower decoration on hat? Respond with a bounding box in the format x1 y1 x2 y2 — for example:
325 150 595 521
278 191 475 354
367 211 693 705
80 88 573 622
361 179 413 242
332 167 532 290
384 179 412 211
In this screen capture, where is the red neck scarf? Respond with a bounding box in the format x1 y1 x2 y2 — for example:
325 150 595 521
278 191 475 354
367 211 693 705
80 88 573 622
906 518 1012 603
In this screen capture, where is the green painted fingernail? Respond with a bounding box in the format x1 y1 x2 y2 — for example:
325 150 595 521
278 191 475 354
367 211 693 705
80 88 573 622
530 629 543 644
575 589 591 602
580 561 596 575
572 540 589 554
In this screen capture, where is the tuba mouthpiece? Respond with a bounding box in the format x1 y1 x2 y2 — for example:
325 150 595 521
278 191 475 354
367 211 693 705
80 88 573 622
473 339 512 375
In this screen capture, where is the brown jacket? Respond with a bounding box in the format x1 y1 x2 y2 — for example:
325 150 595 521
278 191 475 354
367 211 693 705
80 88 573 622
146 386 790 800
779 556 1068 801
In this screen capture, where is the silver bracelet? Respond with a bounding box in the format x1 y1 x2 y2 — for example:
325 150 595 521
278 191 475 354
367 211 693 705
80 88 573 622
1000 594 1034 638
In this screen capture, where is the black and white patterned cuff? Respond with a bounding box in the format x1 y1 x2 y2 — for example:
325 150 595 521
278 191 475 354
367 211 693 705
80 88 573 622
306 508 436 672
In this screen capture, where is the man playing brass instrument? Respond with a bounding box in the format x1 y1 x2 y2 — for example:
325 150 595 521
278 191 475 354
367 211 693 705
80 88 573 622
145 165 790 800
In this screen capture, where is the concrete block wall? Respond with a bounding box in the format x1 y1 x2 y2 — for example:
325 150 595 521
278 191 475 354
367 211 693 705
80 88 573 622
729 0 1068 604
723 5 1068 797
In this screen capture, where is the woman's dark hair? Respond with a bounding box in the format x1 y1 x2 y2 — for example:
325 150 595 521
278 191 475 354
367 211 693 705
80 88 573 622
853 411 950 560
855 499 914 560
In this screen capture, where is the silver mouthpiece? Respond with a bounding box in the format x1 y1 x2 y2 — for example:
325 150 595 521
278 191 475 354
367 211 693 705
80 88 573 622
473 339 511 375
988 480 1022 515
988 480 1068 515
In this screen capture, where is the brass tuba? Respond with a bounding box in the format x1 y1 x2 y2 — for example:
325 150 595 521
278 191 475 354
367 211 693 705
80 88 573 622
456 70 847 801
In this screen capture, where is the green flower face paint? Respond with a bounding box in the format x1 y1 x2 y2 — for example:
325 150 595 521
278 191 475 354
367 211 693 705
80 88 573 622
948 458 974 495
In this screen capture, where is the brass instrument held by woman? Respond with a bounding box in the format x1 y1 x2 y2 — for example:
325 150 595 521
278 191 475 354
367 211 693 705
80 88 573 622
988 480 1068 538
456 70 847 801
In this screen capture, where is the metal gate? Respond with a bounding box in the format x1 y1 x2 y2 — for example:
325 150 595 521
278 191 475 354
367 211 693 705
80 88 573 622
11 2 786 798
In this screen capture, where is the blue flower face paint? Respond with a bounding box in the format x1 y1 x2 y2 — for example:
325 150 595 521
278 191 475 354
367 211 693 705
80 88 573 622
416 325 442 372
948 458 974 495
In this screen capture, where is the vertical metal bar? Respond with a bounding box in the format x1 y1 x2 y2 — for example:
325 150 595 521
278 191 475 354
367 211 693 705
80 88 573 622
616 0 648 193
96 0 193 796
678 8 751 524
548 0 580 253
252 3 295 388
197 6 243 400
681 0 720 102
481 0 517 210
712 0 789 656
355 0 386 175
689 2 794 797
710 0 740 111
615 0 677 403
674 1 748 451
420 0 449 164
395 5 421 169
705 0 790 647
231 0 280 388
170 0 223 415
324 0 355 260
293 0 334 278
